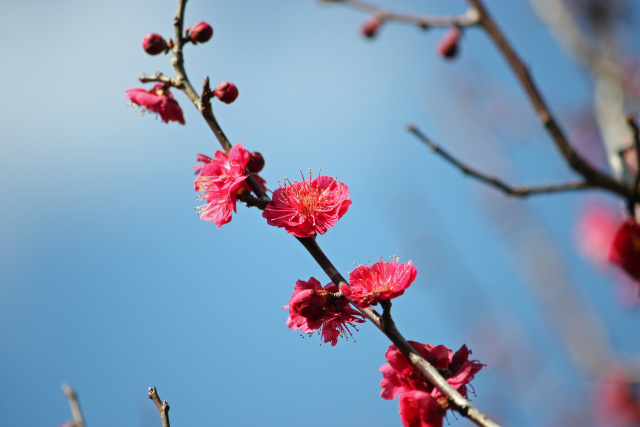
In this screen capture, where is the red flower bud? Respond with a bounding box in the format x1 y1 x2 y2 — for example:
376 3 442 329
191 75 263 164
247 152 265 173
213 82 239 104
142 33 169 55
437 27 462 59
361 16 383 38
190 21 213 44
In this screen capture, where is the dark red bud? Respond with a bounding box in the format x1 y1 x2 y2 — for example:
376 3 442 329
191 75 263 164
142 33 169 55
190 21 213 44
361 16 383 38
437 27 461 59
247 152 265 173
213 82 238 104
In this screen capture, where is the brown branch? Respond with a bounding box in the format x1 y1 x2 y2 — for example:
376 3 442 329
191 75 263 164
466 0 633 200
626 114 640 215
138 72 183 88
408 124 589 197
148 387 171 427
61 383 86 427
320 0 480 29
298 236 501 427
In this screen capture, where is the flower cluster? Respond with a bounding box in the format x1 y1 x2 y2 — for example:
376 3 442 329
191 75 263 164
125 84 185 125
193 143 251 228
342 257 417 307
283 278 364 346
380 342 484 427
263 173 351 238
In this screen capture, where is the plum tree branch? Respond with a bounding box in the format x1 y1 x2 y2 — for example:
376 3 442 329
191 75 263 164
62 383 86 427
466 0 635 201
320 0 480 28
148 387 171 427
408 124 590 197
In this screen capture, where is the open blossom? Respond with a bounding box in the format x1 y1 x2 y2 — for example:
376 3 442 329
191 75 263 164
125 84 185 125
342 257 417 307
194 143 250 228
399 390 443 427
380 341 484 401
263 173 351 238
609 220 640 282
283 277 364 346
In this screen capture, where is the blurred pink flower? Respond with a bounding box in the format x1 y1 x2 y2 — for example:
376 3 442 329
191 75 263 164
609 220 640 282
283 277 364 346
342 257 417 307
194 143 250 228
263 174 351 237
575 204 621 265
380 341 483 401
125 84 185 124
594 370 640 427
399 390 443 427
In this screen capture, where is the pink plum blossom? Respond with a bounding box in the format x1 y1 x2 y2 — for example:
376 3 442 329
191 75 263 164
125 84 185 125
283 277 364 346
142 33 169 55
399 390 443 427
342 257 417 307
379 341 484 401
263 173 351 238
194 143 250 228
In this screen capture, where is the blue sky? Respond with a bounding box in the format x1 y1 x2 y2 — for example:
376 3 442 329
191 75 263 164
1 1 639 426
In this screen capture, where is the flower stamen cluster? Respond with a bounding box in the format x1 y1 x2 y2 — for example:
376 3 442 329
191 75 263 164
342 257 417 307
263 172 351 238
284 277 364 346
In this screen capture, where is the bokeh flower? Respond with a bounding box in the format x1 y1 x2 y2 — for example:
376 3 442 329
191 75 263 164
125 84 185 125
609 220 640 282
342 257 417 307
283 277 364 346
263 173 351 237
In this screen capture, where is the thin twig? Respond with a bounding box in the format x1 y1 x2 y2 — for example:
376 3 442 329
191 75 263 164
466 0 633 200
408 124 589 197
320 0 480 29
61 383 86 427
148 387 171 427
138 72 183 88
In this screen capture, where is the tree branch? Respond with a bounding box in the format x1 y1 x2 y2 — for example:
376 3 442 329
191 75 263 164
320 0 480 29
148 387 171 427
61 383 86 427
408 124 589 197
466 0 634 200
